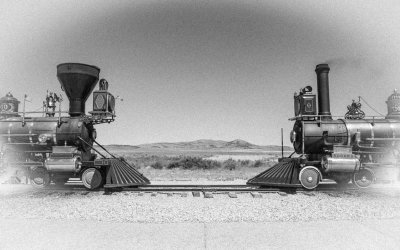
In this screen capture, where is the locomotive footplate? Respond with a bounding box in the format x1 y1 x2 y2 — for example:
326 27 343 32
247 158 301 187
94 158 151 188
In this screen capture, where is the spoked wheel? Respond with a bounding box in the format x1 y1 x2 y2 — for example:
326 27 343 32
29 167 50 188
353 168 375 188
299 166 322 190
81 168 104 190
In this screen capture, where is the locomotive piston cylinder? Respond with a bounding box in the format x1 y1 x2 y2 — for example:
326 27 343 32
321 155 360 173
45 156 82 173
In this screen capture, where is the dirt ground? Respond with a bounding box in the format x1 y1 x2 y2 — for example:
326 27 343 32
1 218 400 250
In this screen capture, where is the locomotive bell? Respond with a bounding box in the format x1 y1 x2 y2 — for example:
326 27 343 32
0 92 20 118
57 63 100 117
386 89 400 119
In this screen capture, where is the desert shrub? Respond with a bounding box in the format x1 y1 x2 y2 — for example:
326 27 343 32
239 159 251 168
223 158 237 170
250 159 277 168
167 161 181 169
111 153 278 170
151 161 164 169
205 160 222 169
117 154 181 169
166 157 221 170
180 157 208 169
266 160 277 168
253 160 264 168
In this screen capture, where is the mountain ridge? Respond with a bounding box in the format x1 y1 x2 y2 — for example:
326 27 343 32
104 139 292 151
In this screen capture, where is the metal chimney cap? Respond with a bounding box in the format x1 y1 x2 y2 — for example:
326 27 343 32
57 63 100 78
315 64 330 73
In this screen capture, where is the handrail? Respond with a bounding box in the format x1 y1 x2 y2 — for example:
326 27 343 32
77 136 107 158
289 114 388 121
0 111 69 115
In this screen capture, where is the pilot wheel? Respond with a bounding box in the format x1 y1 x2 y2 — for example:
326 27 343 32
353 168 375 188
81 168 104 190
299 166 322 190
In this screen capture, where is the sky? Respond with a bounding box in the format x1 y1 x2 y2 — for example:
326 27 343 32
1 0 400 146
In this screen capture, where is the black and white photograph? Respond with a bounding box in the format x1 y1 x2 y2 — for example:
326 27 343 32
1 0 400 249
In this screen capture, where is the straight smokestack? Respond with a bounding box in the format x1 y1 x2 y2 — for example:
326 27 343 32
315 64 332 120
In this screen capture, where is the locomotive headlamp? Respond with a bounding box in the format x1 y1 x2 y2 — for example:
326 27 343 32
290 131 296 143
38 134 51 143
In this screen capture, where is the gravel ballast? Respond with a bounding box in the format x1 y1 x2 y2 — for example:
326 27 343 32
1 185 400 223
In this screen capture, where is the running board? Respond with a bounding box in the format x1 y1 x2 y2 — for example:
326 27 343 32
247 158 301 187
95 159 150 188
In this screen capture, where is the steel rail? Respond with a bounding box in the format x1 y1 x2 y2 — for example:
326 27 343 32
39 183 358 193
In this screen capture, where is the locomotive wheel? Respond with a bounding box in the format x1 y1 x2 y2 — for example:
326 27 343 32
81 168 104 190
299 166 322 190
29 167 50 188
353 168 375 188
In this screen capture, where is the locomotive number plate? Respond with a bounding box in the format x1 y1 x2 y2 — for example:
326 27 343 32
0 103 13 112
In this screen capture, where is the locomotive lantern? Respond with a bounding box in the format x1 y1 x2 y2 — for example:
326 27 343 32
0 63 150 189
91 79 116 116
249 63 400 189
293 86 316 116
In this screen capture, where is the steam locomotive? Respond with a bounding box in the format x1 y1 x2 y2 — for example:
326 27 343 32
0 63 150 189
2 62 398 191
248 64 400 189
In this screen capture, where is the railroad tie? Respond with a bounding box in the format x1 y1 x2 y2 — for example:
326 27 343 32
228 192 237 198
192 191 201 197
203 192 214 198
251 192 262 198
151 192 157 197
181 193 188 197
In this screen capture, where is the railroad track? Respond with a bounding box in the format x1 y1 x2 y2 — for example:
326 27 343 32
38 182 359 194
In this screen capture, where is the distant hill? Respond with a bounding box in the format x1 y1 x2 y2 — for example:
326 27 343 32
104 139 292 151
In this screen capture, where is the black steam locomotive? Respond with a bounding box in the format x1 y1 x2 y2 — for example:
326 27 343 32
248 64 400 189
0 63 150 189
